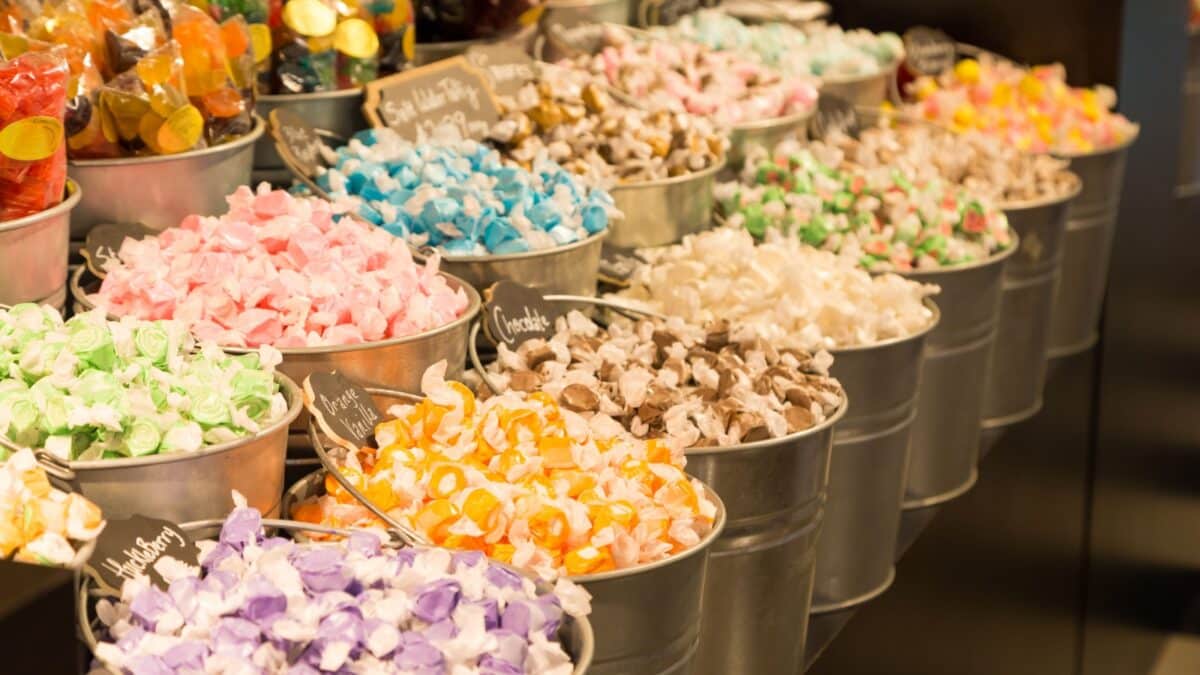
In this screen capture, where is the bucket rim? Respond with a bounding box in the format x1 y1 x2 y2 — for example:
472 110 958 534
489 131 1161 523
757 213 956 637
542 0 626 9
69 116 265 168
608 156 727 191
818 57 901 87
439 229 608 264
71 266 483 356
826 296 940 354
257 88 363 103
891 229 1020 278
0 179 81 233
685 389 847 456
731 106 815 134
1049 122 1141 160
996 170 1082 211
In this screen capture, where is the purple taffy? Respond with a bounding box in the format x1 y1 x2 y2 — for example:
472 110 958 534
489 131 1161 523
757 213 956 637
241 576 288 624
161 641 207 670
393 631 445 671
125 653 172 675
346 531 382 557
290 548 353 593
484 564 523 590
412 580 461 623
219 507 262 550
129 586 175 630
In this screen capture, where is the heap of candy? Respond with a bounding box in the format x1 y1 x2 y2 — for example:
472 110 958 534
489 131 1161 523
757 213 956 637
666 11 903 80
564 25 818 128
5 0 255 157
0 304 289 460
906 56 1138 153
489 65 726 184
294 363 718 578
480 311 844 447
716 138 1014 271
90 504 585 674
90 185 471 348
0 50 67 220
321 127 613 255
614 227 938 351
0 448 104 565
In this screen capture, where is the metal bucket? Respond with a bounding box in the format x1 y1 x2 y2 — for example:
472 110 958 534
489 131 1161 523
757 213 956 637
607 160 724 248
898 243 1016 509
17 372 301 523
727 109 813 169
536 0 632 61
77 512 596 675
810 299 938 613
1177 27 1200 197
414 25 538 66
982 176 1081 427
1047 137 1137 357
68 117 263 237
685 396 846 674
0 179 78 306
819 62 899 107
70 265 481 455
253 90 364 186
435 230 606 296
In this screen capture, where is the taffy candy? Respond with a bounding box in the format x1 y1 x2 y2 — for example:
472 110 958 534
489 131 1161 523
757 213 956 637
563 25 818 128
294 362 718 579
90 184 471 348
0 304 290 460
0 448 104 565
489 64 727 184
171 4 255 146
904 54 1138 154
479 311 844 447
612 227 939 351
90 501 585 674
0 50 69 221
416 0 537 43
716 137 1014 271
318 126 614 255
665 11 903 80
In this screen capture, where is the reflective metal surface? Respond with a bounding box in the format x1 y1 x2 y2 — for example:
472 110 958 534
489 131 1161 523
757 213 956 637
253 89 365 186
537 0 633 60
819 63 899 107
436 230 606 296
607 161 724 248
0 179 77 306
727 110 813 169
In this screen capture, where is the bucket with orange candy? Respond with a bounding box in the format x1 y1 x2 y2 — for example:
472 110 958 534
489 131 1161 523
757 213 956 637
290 362 727 675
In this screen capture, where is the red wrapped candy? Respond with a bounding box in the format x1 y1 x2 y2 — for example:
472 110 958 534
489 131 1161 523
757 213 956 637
0 50 68 221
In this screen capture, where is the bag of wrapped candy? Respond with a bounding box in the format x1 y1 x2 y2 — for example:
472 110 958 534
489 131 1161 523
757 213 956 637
0 49 69 221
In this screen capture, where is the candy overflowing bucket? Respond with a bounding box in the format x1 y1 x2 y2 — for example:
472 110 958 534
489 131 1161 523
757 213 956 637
811 298 938 613
897 242 1016 508
67 117 264 240
983 175 1081 428
1048 133 1138 357
0 179 78 306
607 160 724 248
432 230 608 297
253 91 365 186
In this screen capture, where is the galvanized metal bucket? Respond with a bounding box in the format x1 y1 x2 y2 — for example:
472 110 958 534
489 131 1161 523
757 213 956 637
253 89 365 186
607 160 724 248
1047 135 1137 358
982 175 1082 428
12 372 302 523
414 25 538 66
77 514 596 675
432 230 607 297
898 243 1016 509
68 117 263 238
686 397 846 674
727 109 813 169
810 298 939 613
538 0 633 61
819 62 900 107
70 266 481 457
0 179 78 306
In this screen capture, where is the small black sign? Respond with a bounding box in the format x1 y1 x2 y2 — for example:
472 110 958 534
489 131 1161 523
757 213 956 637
363 56 503 142
269 108 329 180
597 243 647 288
637 0 700 26
303 372 384 451
902 26 957 77
85 515 196 595
464 43 537 98
809 93 861 140
81 222 157 279
482 281 558 348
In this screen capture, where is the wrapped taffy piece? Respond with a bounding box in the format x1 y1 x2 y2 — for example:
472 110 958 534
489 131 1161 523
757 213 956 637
0 448 105 566
294 362 718 579
478 311 844 448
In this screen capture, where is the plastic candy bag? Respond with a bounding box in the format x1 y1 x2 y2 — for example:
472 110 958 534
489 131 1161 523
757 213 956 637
0 50 69 220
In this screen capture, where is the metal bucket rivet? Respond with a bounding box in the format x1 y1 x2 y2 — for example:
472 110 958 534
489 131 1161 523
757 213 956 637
253 89 365 186
0 179 79 306
68 117 264 238
607 160 725 248
982 175 1082 428
810 298 938 613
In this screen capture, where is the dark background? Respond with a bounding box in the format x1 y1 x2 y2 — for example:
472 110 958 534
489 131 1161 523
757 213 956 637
809 1 1200 673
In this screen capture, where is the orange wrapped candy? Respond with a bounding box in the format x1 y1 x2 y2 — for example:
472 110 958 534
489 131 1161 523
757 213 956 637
0 50 69 220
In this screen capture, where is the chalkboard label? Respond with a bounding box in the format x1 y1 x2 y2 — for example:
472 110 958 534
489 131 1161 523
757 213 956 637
809 93 861 140
303 372 383 451
482 281 558 348
269 108 329 179
464 43 536 98
81 222 157 279
903 26 957 77
637 0 700 27
362 56 502 142
598 243 647 288
85 515 196 595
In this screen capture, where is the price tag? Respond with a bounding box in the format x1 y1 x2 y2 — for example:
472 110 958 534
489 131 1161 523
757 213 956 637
85 515 197 596
268 108 335 199
81 222 157 279
303 372 384 451
902 26 957 77
597 243 647 288
809 93 861 140
637 0 700 27
482 281 559 348
362 56 502 142
463 43 536 97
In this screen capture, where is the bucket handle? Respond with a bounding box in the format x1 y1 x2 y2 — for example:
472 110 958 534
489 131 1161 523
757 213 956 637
468 293 665 395
0 433 79 491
